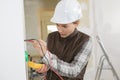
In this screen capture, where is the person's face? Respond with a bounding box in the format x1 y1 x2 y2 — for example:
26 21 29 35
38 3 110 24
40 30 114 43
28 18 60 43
56 23 77 38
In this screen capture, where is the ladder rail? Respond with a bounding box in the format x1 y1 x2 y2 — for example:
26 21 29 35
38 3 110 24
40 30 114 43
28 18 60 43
95 55 106 80
95 35 120 80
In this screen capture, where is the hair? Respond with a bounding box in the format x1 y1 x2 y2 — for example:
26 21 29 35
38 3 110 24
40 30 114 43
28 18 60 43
73 20 80 25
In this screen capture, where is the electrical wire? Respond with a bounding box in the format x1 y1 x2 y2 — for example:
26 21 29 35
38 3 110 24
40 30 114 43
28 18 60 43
35 39 64 80
24 39 49 79
48 51 64 80
24 39 64 80
24 39 50 66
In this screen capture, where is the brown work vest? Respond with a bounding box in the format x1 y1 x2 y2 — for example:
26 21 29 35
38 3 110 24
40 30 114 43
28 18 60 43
47 29 90 80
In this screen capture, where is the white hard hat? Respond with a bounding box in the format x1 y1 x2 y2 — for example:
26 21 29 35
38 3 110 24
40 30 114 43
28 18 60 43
51 0 82 24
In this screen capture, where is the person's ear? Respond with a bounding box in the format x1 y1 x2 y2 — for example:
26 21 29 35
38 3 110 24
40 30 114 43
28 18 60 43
74 22 79 28
73 20 80 27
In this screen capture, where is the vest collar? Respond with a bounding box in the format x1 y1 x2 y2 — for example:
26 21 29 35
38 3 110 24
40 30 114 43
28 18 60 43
59 28 79 41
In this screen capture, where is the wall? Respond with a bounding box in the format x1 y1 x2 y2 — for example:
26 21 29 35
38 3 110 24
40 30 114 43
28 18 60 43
0 0 26 80
24 0 41 56
24 0 59 56
24 0 59 40
96 0 120 80
89 0 120 80
24 0 41 39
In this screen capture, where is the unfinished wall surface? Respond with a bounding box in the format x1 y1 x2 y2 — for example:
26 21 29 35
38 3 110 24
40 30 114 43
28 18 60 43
84 0 120 80
95 0 120 79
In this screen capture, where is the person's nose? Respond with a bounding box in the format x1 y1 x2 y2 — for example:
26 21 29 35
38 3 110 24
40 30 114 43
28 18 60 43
57 26 63 33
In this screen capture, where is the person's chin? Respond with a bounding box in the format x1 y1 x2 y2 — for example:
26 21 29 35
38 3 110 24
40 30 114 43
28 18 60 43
60 35 67 38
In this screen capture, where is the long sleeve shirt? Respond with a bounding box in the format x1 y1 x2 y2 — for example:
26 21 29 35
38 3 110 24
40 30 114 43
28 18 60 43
42 38 92 78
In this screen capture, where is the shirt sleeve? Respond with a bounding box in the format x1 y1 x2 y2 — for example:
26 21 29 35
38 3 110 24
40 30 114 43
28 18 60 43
42 38 92 78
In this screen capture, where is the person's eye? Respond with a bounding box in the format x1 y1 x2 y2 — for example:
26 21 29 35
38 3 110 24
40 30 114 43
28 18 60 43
63 25 68 28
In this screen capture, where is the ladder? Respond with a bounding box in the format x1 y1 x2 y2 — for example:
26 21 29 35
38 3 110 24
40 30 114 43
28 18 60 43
95 35 120 80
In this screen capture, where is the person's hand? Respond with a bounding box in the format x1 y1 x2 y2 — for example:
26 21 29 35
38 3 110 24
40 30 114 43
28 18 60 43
36 64 48 73
32 39 47 57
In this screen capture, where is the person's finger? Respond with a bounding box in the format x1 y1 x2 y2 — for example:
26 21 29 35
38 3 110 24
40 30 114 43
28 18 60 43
36 67 42 72
43 65 47 72
32 41 41 48
39 40 47 46
36 64 47 73
41 65 48 73
36 64 44 73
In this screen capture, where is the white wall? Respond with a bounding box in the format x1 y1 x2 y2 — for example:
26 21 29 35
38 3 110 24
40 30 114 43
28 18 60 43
84 0 120 80
0 0 26 80
92 0 120 80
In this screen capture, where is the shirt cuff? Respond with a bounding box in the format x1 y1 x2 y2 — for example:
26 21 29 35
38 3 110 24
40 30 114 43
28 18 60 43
41 50 52 65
